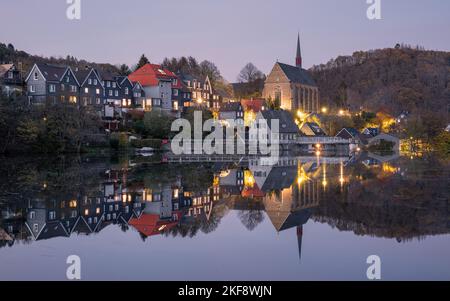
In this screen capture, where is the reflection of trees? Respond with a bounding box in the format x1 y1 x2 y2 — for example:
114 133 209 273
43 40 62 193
313 158 450 241
238 209 265 231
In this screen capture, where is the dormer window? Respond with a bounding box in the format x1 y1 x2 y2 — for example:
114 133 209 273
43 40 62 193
34 72 38 80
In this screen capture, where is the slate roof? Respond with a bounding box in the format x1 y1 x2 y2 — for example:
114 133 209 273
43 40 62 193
74 69 91 84
260 110 300 134
277 63 317 86
35 63 67 82
261 166 297 192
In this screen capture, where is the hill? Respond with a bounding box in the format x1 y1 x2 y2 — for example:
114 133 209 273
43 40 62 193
0 42 119 75
310 47 450 117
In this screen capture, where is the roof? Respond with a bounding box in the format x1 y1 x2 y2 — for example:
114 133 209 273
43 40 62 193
128 213 181 237
35 63 67 82
241 99 267 113
0 64 14 77
261 166 297 192
363 128 380 137
277 62 317 86
128 64 176 87
74 69 91 84
220 102 242 112
260 110 300 134
301 122 327 136
277 209 312 232
337 127 359 138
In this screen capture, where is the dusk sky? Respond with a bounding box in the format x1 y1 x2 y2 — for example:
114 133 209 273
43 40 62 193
1 0 449 81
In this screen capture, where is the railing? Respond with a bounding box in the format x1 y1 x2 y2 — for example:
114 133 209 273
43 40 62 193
296 136 351 145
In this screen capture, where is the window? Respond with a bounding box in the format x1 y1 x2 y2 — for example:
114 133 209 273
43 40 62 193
84 87 89 94
88 79 92 85
49 211 56 220
173 101 179 111
7 71 13 79
61 84 65 91
66 76 70 83
70 85 77 93
96 98 101 104
61 95 65 102
112 82 117 88
94 79 98 85
33 224 39 232
109 90 113 97
115 90 119 97
173 89 179 96
124 87 129 95
49 84 56 93
69 96 77 103
29 211 35 219
96 88 100 95
29 85 35 92
107 81 111 88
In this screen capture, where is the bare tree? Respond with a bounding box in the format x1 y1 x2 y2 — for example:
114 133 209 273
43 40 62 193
237 63 264 83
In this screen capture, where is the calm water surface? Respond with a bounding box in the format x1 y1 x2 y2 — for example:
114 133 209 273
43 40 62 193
0 153 449 280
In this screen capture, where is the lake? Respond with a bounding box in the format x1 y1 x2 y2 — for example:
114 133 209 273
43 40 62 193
0 153 449 280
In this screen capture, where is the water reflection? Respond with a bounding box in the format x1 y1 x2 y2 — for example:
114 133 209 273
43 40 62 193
0 154 449 263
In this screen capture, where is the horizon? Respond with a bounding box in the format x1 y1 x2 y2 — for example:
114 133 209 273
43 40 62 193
1 0 450 82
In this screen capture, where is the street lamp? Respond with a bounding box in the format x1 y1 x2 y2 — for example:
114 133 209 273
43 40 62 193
321 107 328 114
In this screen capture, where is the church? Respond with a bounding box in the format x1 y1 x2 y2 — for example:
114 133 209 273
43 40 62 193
263 34 319 113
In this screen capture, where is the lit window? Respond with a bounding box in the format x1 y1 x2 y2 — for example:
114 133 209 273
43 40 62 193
96 88 100 95
84 209 89 216
84 87 89 93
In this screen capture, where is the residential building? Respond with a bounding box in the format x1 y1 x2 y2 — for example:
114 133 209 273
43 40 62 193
128 63 176 113
219 102 244 125
0 63 23 96
75 67 104 114
263 34 319 113
255 110 300 144
26 63 80 105
177 73 216 109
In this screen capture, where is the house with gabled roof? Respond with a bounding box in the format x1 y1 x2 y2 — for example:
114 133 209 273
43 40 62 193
263 34 319 113
128 63 177 113
26 63 79 105
0 63 23 96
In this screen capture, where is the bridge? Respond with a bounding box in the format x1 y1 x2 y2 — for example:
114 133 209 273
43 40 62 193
295 136 351 145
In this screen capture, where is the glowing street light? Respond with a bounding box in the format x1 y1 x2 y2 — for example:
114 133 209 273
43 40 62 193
321 107 328 114
338 109 345 116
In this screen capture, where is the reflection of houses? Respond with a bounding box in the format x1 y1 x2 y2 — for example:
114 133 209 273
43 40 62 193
255 110 300 145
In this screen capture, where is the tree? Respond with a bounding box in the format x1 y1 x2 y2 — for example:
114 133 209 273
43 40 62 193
237 63 264 83
199 60 222 83
136 54 150 70
143 110 174 139
118 64 131 76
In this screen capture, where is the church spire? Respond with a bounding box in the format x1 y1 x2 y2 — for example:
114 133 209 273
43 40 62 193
296 33 302 68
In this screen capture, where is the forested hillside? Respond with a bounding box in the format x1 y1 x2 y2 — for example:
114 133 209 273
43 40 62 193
310 47 450 117
0 42 119 75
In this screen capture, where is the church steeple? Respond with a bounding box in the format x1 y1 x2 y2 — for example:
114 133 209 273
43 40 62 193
296 33 302 69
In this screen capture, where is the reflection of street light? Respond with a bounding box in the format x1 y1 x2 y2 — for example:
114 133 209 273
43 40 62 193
197 98 203 104
339 109 345 116
321 107 328 114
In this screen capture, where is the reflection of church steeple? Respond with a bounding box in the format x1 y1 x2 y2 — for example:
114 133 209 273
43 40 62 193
297 225 303 262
